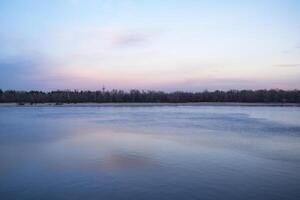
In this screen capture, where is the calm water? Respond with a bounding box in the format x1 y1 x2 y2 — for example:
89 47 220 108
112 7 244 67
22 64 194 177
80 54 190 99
0 105 300 200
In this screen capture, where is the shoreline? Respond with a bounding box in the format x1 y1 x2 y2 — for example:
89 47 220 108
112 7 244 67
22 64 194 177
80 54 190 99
0 102 300 107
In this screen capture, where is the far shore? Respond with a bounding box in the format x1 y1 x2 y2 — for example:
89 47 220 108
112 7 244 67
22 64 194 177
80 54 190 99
0 102 300 107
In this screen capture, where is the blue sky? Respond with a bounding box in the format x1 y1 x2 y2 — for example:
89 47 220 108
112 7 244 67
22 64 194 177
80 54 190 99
0 0 300 91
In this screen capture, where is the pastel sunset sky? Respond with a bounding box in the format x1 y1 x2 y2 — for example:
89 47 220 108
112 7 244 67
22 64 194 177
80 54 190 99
1 0 300 91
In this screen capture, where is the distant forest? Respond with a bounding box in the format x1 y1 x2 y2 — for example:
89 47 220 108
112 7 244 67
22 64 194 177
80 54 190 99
0 89 300 103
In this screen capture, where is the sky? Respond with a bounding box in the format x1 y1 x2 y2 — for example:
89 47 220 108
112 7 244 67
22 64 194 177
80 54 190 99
0 0 300 91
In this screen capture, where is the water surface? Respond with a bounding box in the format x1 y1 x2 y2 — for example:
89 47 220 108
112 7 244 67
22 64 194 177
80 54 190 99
0 105 300 200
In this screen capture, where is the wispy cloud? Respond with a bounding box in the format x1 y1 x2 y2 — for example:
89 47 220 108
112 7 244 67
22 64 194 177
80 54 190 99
110 32 149 47
0 56 42 89
0 55 64 90
148 78 300 92
274 64 300 67
52 27 154 50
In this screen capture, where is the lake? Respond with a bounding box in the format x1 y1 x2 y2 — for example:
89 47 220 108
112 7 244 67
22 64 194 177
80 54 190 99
0 105 300 200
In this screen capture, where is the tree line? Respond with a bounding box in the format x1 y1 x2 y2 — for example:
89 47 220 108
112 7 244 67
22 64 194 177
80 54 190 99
0 89 299 103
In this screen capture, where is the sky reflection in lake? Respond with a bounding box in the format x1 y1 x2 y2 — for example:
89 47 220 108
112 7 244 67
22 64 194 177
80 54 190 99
0 106 300 200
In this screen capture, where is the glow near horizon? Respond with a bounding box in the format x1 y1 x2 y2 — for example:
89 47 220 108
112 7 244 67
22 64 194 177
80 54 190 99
0 0 300 91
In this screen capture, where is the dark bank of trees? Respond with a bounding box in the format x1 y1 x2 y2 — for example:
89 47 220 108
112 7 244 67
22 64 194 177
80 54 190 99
0 89 300 103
